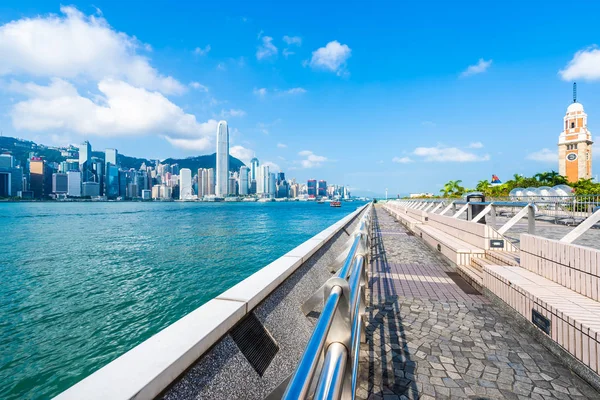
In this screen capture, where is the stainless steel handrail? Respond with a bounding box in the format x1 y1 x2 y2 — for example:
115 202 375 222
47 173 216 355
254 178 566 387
283 285 343 398
314 342 348 399
282 203 372 400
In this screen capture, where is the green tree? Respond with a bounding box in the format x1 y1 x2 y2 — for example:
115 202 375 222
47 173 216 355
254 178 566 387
440 180 465 197
476 180 491 193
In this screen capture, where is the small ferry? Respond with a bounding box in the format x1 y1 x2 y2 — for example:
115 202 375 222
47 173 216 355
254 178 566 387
330 201 341 208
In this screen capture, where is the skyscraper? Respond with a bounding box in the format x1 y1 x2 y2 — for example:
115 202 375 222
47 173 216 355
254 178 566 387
30 157 51 199
67 171 81 197
269 172 276 197
257 165 270 196
198 168 207 197
106 165 119 198
250 157 259 181
79 141 93 182
180 168 193 200
105 148 118 168
239 166 249 195
307 179 317 198
215 120 229 197
318 180 327 197
52 173 68 194
207 168 215 195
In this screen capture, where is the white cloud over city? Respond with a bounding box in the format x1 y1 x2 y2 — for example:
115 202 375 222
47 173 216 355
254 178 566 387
308 41 351 76
298 150 328 168
392 157 413 164
220 109 246 118
526 148 556 162
194 45 211 56
256 36 278 60
0 6 185 95
413 145 490 162
0 6 222 152
230 145 254 164
461 58 492 77
8 78 217 150
560 46 600 81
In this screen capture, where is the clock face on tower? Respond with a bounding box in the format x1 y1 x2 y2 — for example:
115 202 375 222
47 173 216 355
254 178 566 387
566 153 578 162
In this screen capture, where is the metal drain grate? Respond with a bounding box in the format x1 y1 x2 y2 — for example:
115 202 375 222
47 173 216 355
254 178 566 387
230 312 279 376
446 272 481 295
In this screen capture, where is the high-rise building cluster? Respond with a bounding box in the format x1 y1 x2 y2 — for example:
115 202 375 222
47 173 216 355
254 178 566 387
0 120 351 201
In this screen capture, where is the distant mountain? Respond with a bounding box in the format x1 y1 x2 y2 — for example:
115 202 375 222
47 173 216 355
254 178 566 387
0 135 245 172
162 154 245 174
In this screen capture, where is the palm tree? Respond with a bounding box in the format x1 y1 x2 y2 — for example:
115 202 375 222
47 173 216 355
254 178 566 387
440 180 464 197
513 174 525 186
534 172 551 183
476 179 491 193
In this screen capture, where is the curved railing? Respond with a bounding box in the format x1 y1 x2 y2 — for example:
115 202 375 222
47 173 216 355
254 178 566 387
282 203 372 400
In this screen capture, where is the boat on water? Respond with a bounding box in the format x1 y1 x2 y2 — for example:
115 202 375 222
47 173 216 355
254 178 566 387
330 201 341 207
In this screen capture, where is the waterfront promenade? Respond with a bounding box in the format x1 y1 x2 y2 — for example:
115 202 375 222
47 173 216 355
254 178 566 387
359 206 599 399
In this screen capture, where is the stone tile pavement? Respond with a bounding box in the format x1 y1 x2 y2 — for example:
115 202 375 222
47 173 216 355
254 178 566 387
358 206 600 399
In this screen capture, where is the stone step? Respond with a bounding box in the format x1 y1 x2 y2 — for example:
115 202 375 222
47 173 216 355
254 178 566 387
456 263 483 290
486 250 520 266
470 256 499 272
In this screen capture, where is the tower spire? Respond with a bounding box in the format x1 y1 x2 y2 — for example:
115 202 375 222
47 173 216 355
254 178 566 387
573 82 577 103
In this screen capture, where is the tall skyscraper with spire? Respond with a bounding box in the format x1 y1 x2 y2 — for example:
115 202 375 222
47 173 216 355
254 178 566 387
215 120 229 197
558 83 593 182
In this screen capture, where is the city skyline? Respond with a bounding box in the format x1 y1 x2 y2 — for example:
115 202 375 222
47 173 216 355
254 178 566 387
0 124 351 201
1 2 600 196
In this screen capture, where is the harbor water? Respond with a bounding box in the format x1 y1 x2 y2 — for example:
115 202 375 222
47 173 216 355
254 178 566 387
0 201 364 399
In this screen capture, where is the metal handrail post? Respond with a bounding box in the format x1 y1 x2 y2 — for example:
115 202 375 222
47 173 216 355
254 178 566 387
283 286 343 399
314 343 348 400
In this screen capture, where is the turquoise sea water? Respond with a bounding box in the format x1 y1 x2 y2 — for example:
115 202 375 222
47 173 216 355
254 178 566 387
0 201 364 399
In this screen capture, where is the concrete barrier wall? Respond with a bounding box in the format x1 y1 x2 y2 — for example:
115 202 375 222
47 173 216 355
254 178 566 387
520 234 600 301
56 204 369 400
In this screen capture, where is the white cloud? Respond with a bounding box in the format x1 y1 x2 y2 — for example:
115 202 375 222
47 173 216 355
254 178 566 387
282 49 295 58
216 63 226 71
413 145 490 162
253 87 305 96
256 36 278 60
392 157 413 164
0 6 185 95
526 148 556 162
308 40 351 76
285 87 306 95
164 137 212 151
193 45 211 56
263 161 281 172
230 145 254 164
298 150 328 168
220 109 246 118
9 78 217 143
283 35 302 46
468 142 484 149
560 46 600 81
277 143 287 148
253 87 267 97
189 81 208 91
461 58 492 77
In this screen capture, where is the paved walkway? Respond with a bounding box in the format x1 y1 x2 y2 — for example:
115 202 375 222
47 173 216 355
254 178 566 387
358 206 599 400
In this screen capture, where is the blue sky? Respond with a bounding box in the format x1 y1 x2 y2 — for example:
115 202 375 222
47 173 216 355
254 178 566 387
0 1 599 196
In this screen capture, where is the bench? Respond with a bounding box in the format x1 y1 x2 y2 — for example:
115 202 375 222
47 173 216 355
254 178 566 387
383 203 424 231
415 223 485 266
520 234 600 301
484 264 600 376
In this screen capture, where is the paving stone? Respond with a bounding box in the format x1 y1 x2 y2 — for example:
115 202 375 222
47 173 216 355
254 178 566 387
359 207 600 400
